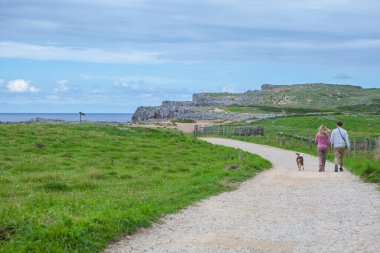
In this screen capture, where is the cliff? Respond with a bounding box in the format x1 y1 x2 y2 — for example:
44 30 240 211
131 83 380 122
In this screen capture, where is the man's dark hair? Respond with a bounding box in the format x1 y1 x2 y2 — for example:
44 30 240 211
336 121 343 127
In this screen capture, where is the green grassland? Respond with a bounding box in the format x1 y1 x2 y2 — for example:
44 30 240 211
223 105 329 114
0 124 270 252
231 115 380 183
252 114 380 139
217 84 380 114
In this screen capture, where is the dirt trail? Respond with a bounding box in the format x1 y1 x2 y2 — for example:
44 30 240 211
105 138 380 253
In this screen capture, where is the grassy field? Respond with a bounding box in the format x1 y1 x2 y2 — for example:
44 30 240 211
0 124 270 252
250 114 380 139
228 114 380 184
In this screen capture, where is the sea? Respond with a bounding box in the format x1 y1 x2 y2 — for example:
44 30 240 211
0 113 133 123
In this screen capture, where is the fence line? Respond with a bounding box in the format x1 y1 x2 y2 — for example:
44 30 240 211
194 124 264 137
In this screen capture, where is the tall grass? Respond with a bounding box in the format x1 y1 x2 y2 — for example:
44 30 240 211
0 124 270 252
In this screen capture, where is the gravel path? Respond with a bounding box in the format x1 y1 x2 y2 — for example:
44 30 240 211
105 138 380 253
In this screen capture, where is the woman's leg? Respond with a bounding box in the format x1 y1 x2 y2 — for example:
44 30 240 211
321 148 327 171
317 148 323 172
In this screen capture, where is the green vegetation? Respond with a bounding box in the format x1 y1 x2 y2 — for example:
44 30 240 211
228 115 380 184
0 124 270 252
249 114 380 139
337 102 380 114
224 105 328 114
207 92 234 97
170 119 196 123
220 84 380 114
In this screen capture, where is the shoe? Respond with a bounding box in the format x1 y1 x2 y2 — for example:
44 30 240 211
319 165 322 172
335 165 338 172
339 167 344 172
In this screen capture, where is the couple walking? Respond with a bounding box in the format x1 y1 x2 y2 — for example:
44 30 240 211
315 121 350 172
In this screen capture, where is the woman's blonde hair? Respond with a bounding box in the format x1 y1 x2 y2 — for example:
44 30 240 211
318 125 328 136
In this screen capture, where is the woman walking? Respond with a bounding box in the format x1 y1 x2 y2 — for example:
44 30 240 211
315 125 331 172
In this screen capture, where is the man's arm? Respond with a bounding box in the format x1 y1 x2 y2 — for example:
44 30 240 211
345 131 351 148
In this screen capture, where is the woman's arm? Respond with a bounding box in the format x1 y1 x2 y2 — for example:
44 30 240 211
326 134 331 148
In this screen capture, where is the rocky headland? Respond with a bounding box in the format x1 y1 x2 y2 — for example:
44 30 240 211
132 83 380 122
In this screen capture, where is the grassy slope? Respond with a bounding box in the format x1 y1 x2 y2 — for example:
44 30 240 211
223 105 329 114
231 115 380 183
221 84 380 114
0 124 270 252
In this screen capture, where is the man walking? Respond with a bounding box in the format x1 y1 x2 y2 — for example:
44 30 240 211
330 121 351 172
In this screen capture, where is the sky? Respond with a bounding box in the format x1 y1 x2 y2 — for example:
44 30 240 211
0 0 379 113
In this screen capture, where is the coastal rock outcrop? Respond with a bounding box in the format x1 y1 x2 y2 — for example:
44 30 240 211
131 104 265 122
132 86 291 122
131 83 379 122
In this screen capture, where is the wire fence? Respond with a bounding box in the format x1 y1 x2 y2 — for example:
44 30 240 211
194 124 264 137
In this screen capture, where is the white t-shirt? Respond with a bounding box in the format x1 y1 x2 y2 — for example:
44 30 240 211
330 127 350 148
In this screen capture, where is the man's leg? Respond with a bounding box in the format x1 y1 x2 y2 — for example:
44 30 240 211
333 148 339 172
339 148 345 171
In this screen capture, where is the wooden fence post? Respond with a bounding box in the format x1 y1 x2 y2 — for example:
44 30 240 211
276 134 279 145
282 135 286 146
267 134 269 144
369 138 372 151
365 138 370 155
376 136 380 160
353 138 356 157
309 137 312 150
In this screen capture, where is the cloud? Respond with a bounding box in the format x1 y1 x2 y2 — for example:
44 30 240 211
0 42 162 64
91 89 104 94
112 75 178 92
0 1 380 66
113 80 142 91
334 74 353 80
80 74 93 80
46 95 60 100
6 79 40 93
54 80 70 92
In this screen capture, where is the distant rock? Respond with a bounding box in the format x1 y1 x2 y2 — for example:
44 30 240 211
28 117 65 123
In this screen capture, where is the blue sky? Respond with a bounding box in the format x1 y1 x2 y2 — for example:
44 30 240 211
0 0 379 113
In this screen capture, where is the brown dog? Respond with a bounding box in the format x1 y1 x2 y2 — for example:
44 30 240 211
296 153 304 171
